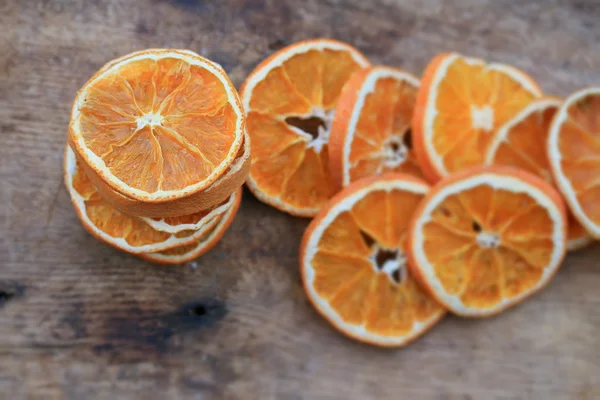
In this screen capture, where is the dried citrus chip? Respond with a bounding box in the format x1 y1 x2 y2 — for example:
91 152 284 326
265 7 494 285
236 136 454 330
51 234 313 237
548 87 600 239
329 66 422 189
64 146 217 253
84 132 250 217
301 174 445 346
241 39 370 217
408 167 567 317
412 53 542 182
69 49 245 207
140 190 237 234
140 188 242 264
487 98 592 251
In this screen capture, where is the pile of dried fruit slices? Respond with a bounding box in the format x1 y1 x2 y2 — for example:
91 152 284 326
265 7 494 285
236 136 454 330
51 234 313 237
65 49 248 264
242 39 599 347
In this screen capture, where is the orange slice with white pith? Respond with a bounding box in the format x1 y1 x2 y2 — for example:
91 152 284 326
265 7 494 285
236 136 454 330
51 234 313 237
300 174 445 347
329 66 422 189
68 48 246 214
64 146 217 254
140 188 242 264
412 52 542 182
548 87 600 239
241 39 370 217
140 190 237 234
84 131 250 218
408 167 567 317
486 98 592 251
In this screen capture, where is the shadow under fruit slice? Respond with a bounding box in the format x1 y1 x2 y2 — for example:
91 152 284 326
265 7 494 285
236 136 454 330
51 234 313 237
548 87 600 239
139 188 242 264
412 52 542 182
408 166 567 317
300 173 445 347
64 146 218 254
329 66 422 189
487 98 592 251
241 39 370 217
68 48 246 213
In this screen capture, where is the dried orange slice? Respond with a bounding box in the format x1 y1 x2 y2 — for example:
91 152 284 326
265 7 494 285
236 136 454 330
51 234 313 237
68 49 245 210
241 39 370 217
408 167 567 317
85 132 250 217
140 190 237 234
548 87 600 239
329 66 422 189
412 53 542 182
140 188 242 264
486 98 592 251
64 146 218 253
300 174 445 347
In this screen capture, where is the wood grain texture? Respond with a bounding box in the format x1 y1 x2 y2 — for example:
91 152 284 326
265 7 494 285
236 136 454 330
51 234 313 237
1 0 599 398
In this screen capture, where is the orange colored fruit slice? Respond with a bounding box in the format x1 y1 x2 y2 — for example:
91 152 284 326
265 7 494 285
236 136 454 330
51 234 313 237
548 87 600 239
241 39 370 217
329 66 422 189
140 190 237 234
300 174 445 347
64 146 217 253
408 167 567 317
140 188 242 264
68 49 245 207
486 98 592 251
83 132 250 217
412 53 542 182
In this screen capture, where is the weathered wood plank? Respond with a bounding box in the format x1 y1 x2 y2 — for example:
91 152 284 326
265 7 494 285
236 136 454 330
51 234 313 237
1 0 599 398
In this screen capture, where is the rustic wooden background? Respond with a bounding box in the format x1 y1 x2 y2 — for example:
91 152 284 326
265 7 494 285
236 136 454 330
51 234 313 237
1 0 599 399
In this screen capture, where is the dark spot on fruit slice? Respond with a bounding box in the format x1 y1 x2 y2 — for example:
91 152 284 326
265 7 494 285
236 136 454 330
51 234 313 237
403 128 412 149
375 249 398 270
360 230 376 248
285 116 326 139
391 269 402 284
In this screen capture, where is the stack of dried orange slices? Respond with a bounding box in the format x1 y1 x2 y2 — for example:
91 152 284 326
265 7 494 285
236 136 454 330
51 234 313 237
65 49 248 264
244 41 597 347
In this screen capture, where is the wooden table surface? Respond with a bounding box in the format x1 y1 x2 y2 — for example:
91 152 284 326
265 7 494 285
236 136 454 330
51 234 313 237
2 1 599 399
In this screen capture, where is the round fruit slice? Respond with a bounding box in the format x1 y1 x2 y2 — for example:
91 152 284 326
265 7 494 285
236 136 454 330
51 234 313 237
241 39 370 217
300 174 445 347
139 188 242 264
408 167 567 317
84 132 250 217
486 98 592 251
140 189 237 234
64 146 218 254
329 66 422 189
548 87 600 239
412 52 542 182
68 48 245 206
